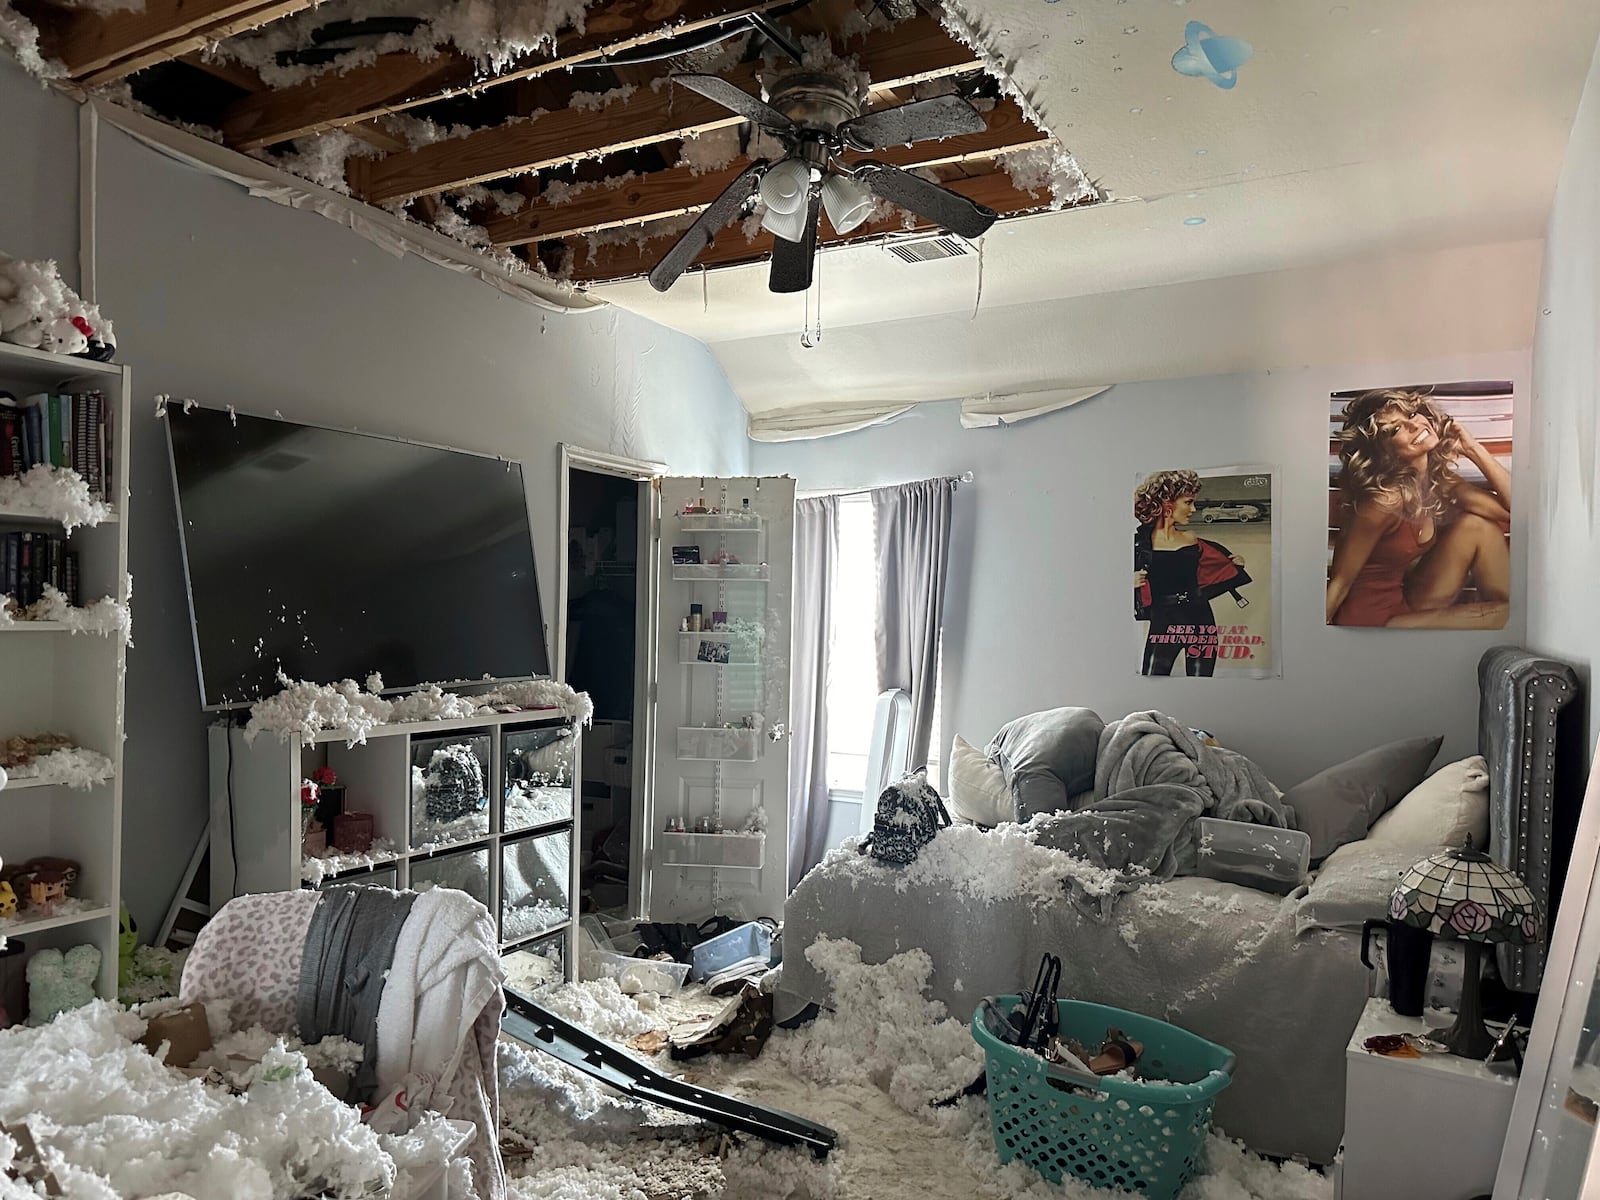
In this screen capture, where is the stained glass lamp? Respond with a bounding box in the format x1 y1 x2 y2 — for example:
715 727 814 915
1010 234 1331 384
1389 838 1541 1058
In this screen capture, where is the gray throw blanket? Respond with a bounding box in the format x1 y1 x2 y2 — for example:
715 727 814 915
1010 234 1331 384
1030 711 1292 918
298 884 418 1103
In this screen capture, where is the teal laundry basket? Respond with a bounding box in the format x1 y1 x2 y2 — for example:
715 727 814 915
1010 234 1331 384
971 998 1235 1199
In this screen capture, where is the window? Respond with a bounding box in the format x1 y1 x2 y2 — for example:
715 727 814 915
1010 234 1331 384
825 495 877 798
824 494 946 799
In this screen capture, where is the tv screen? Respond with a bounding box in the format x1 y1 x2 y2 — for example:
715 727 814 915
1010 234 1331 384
166 404 549 709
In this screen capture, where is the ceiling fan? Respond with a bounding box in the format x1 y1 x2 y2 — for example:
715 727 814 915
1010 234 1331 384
648 71 1001 294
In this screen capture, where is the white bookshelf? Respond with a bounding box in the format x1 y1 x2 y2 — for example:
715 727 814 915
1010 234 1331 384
0 344 131 1004
208 710 582 983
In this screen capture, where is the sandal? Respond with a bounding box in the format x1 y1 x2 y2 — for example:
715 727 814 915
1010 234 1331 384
1086 1027 1144 1076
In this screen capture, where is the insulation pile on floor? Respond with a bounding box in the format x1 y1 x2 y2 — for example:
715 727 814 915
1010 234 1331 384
498 938 1334 1200
0 999 471 1198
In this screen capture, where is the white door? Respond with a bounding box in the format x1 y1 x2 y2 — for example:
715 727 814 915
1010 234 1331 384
643 475 795 923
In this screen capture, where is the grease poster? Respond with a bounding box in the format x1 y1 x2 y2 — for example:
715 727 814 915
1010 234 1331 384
1133 466 1277 679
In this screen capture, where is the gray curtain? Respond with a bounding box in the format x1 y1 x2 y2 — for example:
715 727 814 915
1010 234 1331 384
872 478 955 771
788 496 838 892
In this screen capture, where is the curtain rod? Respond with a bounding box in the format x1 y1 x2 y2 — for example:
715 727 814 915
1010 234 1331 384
797 471 973 500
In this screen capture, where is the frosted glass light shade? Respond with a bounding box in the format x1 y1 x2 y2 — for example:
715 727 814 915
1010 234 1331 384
759 158 811 216
760 204 811 244
822 174 875 234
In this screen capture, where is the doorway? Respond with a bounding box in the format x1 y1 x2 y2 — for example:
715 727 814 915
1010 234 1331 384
559 447 660 920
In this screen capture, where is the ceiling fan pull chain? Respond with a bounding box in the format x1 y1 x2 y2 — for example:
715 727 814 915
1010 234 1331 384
800 240 823 348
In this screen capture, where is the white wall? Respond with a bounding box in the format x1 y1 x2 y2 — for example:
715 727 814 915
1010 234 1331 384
754 348 1531 790
0 60 751 936
1528 36 1600 760
0 61 78 277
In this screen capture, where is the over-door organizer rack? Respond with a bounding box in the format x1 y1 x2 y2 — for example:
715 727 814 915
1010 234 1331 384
666 507 767 871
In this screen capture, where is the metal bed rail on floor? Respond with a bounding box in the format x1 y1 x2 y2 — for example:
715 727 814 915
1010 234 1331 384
502 986 838 1157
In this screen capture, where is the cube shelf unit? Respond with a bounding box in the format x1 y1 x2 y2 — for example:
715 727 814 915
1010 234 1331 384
208 710 581 984
0 343 131 1003
665 511 768 872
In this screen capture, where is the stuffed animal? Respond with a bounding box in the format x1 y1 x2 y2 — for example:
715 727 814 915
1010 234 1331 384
0 881 16 919
25 943 101 1025
0 255 116 361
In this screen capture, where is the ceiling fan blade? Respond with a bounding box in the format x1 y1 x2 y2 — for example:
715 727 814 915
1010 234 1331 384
769 191 821 294
670 74 796 132
837 94 987 151
648 161 767 292
853 161 999 239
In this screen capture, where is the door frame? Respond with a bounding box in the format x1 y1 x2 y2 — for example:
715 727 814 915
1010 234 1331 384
557 444 665 920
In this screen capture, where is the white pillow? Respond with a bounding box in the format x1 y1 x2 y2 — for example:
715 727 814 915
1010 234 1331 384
947 735 1016 826
1366 755 1490 850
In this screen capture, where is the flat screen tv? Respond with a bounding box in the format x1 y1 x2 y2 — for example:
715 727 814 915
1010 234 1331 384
165 403 550 709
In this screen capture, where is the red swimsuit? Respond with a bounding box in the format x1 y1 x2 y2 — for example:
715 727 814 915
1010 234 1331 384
1333 517 1434 626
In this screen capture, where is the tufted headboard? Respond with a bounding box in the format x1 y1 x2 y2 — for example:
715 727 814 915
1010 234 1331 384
1478 646 1582 994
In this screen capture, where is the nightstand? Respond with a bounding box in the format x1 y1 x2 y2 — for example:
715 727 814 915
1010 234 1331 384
1336 997 1518 1200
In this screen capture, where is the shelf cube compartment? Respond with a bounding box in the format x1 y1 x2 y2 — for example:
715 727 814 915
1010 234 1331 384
500 827 572 944
502 723 574 834
410 731 492 852
504 930 566 992
410 845 491 911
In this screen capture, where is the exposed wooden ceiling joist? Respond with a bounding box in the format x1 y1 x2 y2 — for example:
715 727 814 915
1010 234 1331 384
484 97 1048 247
347 13 983 206
40 0 320 86
218 0 797 152
567 168 1056 283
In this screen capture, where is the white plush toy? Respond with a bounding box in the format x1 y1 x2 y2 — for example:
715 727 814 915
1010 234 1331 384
0 254 116 360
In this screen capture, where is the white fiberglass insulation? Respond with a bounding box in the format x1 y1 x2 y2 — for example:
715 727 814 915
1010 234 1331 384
214 0 597 89
3 745 115 788
246 674 592 747
0 1001 468 1199
489 938 1332 1200
0 465 113 532
0 935 1331 1197
0 581 133 643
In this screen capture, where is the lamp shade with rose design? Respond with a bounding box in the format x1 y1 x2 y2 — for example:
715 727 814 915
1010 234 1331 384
1389 838 1541 1057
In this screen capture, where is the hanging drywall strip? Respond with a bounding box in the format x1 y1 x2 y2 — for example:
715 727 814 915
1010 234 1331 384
87 98 605 317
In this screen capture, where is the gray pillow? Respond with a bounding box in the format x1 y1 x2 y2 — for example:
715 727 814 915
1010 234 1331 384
986 707 1105 821
1283 736 1443 860
1294 840 1435 935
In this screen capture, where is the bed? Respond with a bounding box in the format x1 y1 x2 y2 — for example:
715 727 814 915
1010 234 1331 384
778 647 1581 1163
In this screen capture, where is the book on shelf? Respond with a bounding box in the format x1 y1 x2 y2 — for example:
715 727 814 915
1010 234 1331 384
1 530 81 607
0 389 112 500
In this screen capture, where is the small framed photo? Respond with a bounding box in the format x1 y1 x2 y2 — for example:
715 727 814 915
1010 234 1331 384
672 544 701 565
697 639 731 664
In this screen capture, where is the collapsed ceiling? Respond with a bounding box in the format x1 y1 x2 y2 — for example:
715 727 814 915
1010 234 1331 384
4 0 1096 289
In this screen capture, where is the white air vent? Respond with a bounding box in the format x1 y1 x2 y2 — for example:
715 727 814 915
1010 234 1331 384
883 234 971 264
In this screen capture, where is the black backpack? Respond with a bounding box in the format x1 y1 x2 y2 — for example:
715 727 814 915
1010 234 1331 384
859 771 951 865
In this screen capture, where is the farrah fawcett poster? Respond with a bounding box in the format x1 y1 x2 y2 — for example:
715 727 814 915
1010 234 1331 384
1134 467 1277 678
1325 382 1512 629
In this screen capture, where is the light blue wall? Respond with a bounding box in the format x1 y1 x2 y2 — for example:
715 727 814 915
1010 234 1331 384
1 60 750 935
1528 36 1600 761
0 59 78 277
754 350 1531 792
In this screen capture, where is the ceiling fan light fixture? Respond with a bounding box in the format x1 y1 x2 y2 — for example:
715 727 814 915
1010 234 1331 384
821 174 875 234
759 158 812 216
760 203 812 244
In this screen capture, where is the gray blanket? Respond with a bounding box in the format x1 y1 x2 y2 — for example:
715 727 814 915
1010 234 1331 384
298 884 417 1103
779 839 1369 1163
1027 711 1292 917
